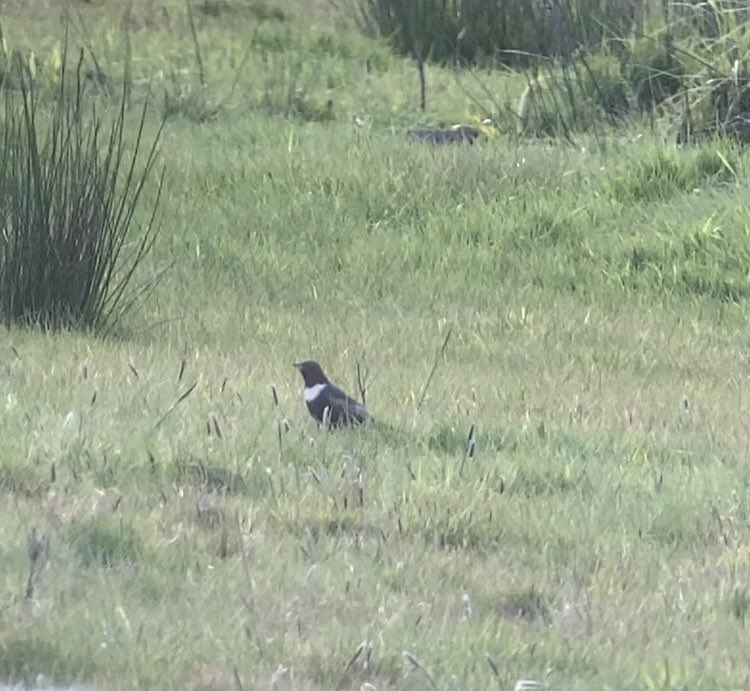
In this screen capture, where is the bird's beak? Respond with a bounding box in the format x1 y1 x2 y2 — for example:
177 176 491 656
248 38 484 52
293 362 301 370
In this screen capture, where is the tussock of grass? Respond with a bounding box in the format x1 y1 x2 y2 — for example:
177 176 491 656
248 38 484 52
0 45 164 333
605 145 741 204
67 516 144 568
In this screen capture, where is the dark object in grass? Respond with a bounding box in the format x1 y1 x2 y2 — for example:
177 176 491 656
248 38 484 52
85 66 113 95
677 115 750 146
409 124 483 144
294 360 369 427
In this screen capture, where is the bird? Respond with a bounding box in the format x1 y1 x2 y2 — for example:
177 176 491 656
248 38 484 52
294 360 369 427
409 124 483 145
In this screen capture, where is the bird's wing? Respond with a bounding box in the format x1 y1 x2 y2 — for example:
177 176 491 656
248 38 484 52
326 384 369 422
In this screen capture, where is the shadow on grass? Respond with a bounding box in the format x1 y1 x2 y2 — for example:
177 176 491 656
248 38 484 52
0 638 94 688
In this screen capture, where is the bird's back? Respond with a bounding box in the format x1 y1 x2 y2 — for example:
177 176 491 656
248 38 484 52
307 382 368 426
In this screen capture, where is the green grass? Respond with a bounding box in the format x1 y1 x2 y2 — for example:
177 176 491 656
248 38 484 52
3 2 750 690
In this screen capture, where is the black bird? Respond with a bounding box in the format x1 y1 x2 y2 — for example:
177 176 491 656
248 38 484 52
294 360 369 427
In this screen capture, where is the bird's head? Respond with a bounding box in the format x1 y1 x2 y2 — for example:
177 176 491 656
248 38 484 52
294 360 329 387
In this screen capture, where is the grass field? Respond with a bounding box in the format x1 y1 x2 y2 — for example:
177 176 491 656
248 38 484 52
3 2 750 690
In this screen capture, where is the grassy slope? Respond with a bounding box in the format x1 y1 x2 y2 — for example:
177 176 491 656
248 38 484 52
3 2 750 690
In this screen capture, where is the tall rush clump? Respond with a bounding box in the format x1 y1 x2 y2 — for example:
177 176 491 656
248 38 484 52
0 47 164 334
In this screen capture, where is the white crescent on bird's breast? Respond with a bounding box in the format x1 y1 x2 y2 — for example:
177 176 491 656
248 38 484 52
304 383 328 402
